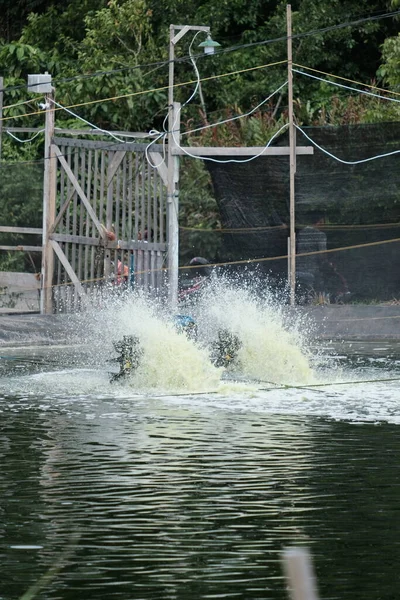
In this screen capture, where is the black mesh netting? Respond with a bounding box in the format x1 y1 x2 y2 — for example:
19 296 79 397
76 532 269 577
206 122 400 302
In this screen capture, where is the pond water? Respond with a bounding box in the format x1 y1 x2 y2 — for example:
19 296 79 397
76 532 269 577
1 290 400 600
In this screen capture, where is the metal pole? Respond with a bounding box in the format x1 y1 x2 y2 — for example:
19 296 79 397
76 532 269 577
40 90 56 314
167 24 179 309
287 4 296 306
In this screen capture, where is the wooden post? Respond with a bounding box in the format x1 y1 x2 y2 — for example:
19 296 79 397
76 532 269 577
282 547 319 600
167 25 179 309
287 4 296 306
40 90 56 314
167 24 210 309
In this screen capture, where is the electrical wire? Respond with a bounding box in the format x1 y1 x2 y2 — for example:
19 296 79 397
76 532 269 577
51 97 157 143
182 81 288 137
172 121 289 164
2 98 39 110
293 68 400 103
0 8 398 95
166 31 291 165
216 9 400 58
293 63 400 99
0 59 288 124
6 128 45 143
295 124 400 165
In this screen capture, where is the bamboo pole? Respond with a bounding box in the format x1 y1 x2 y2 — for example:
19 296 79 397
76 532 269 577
40 90 56 314
287 4 296 306
167 25 179 309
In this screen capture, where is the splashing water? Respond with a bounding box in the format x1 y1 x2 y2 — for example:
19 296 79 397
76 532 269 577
83 278 315 391
193 278 314 385
0 279 318 395
78 293 222 393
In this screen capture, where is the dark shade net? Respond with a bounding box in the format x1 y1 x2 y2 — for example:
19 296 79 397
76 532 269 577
206 123 400 302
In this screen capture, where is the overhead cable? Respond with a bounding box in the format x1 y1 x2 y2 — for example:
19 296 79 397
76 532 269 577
296 125 400 164
293 63 400 98
6 128 45 143
293 68 400 103
0 8 399 95
0 59 287 124
182 81 288 137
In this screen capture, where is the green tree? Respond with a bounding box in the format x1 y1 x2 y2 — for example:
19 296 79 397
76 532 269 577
379 32 400 89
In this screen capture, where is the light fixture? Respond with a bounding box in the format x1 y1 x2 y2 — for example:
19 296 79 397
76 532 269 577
198 34 221 55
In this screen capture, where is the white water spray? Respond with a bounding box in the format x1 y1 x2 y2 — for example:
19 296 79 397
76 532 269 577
0 280 318 395
193 278 314 385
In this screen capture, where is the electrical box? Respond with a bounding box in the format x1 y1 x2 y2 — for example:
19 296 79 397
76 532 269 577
27 73 52 93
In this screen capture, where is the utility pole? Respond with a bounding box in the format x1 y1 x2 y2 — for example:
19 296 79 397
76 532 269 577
167 24 211 309
287 4 296 306
40 86 56 314
167 24 180 309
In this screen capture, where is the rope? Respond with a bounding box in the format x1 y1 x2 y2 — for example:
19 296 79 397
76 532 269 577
2 234 400 297
258 376 400 392
293 63 400 99
180 222 400 233
0 59 288 124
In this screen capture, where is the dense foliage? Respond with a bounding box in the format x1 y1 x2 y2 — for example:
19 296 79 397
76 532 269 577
0 0 399 268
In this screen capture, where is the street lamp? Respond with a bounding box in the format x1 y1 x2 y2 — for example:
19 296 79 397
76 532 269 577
167 24 219 309
198 34 221 55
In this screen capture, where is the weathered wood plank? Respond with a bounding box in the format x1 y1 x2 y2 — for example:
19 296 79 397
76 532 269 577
54 145 105 238
127 153 133 240
0 245 42 252
115 240 167 251
50 240 85 296
104 151 114 278
51 233 103 246
0 272 40 288
107 150 126 186
172 146 314 156
78 147 85 282
134 153 139 242
53 137 164 152
0 226 42 234
149 152 168 186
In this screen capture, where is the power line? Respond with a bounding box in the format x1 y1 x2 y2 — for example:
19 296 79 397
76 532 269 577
296 125 400 165
218 9 400 57
293 63 400 99
293 68 400 103
0 60 288 124
0 8 399 95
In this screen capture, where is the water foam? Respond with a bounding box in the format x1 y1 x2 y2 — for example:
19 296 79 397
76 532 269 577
0 280 318 395
193 278 314 385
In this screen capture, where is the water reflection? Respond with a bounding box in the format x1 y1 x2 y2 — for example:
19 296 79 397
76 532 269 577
1 343 400 600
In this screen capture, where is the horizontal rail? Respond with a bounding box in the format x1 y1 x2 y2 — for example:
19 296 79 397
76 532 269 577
51 234 101 246
0 272 40 288
172 146 314 156
0 226 42 234
0 245 42 252
53 137 164 152
111 240 167 252
5 127 158 139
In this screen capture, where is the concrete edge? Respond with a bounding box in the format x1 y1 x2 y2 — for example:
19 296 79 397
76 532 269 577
0 305 400 346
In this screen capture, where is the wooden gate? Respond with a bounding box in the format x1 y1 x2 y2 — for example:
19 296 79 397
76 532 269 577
47 137 167 312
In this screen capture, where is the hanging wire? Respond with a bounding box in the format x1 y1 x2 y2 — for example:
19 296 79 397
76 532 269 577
293 68 400 103
295 125 400 165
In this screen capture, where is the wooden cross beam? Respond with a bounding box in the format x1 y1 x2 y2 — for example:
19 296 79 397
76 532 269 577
172 146 313 156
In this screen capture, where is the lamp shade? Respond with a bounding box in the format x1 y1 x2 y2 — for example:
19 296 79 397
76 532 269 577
198 34 221 55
